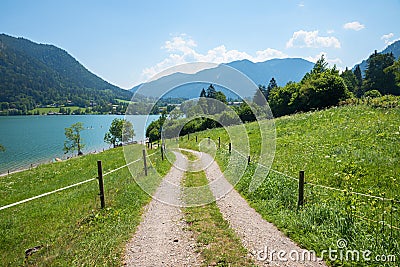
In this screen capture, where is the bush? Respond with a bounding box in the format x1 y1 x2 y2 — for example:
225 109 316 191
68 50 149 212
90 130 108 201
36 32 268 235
364 89 382 98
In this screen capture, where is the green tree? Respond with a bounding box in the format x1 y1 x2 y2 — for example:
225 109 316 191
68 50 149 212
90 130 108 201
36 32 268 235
206 84 217 99
363 51 398 95
268 82 300 117
384 57 400 88
104 118 135 148
341 67 358 96
299 70 349 110
364 89 382 98
253 85 268 106
199 88 207 97
215 91 227 104
146 112 167 142
64 122 85 155
353 65 364 97
353 65 363 87
302 55 328 81
267 77 278 93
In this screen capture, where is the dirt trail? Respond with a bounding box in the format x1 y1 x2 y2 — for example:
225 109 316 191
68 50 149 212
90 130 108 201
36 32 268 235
124 151 201 267
124 149 326 266
194 150 326 267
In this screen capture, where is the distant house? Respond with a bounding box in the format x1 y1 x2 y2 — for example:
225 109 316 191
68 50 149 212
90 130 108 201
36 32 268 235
228 101 243 106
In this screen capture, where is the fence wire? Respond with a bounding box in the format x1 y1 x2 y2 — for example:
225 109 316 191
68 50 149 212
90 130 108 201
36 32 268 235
0 151 156 211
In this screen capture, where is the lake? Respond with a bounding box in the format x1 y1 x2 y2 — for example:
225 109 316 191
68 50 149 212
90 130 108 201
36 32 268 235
0 115 159 175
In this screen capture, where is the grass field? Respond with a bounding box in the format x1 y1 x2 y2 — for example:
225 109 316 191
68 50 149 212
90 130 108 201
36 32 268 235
0 145 172 266
178 104 400 266
181 150 254 266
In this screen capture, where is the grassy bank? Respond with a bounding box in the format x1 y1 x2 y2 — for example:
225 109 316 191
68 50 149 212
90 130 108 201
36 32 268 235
0 145 172 266
179 104 400 266
181 150 254 266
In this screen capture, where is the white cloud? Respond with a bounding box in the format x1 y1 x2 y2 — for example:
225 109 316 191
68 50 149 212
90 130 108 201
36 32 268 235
343 21 365 31
286 30 341 48
327 29 335 34
298 2 305 7
381 33 394 44
141 34 288 81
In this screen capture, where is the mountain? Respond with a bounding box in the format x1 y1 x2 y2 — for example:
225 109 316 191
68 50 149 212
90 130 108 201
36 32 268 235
0 34 132 114
354 39 400 74
131 58 314 99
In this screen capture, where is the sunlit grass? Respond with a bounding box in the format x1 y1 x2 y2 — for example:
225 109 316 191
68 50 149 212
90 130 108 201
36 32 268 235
178 104 400 266
0 145 172 266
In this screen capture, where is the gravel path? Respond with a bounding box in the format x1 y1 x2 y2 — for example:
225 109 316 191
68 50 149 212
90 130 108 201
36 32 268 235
124 151 201 267
195 150 327 267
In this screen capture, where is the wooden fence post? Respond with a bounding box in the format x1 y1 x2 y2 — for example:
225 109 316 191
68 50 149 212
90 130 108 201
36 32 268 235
229 143 231 153
97 160 105 209
248 155 251 164
218 137 220 149
298 170 305 208
208 137 210 145
161 144 164 161
196 136 198 142
142 149 148 176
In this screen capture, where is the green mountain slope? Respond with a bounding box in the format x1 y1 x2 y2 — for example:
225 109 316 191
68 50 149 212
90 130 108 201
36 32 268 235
0 34 132 114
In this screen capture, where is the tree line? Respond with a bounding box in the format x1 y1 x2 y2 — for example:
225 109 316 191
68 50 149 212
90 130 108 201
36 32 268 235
266 52 400 117
146 51 400 142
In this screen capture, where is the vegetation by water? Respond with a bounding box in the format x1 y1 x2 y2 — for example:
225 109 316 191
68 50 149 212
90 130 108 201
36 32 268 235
178 103 400 266
0 145 172 266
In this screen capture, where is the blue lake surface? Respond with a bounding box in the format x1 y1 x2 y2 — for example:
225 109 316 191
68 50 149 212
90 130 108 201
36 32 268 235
0 115 159 174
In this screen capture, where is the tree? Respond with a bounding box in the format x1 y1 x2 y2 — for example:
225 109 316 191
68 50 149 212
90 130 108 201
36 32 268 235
215 91 227 104
363 51 398 95
64 122 85 155
353 65 363 87
340 68 358 96
267 78 278 92
384 57 400 88
200 88 207 97
0 144 5 152
302 55 328 81
253 85 268 106
353 65 364 97
299 70 349 110
268 82 300 117
104 118 135 148
206 84 217 99
146 112 167 142
122 120 135 143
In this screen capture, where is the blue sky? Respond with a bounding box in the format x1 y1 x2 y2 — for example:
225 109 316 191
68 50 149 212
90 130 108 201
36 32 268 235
1 0 399 89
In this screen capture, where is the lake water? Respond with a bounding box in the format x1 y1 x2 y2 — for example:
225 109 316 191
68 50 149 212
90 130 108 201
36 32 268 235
0 115 159 174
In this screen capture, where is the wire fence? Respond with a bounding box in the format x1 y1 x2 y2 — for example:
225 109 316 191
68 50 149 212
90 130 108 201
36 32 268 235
230 146 400 232
0 150 156 211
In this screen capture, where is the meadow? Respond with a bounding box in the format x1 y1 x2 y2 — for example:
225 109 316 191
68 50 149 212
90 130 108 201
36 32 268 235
178 103 400 266
0 145 171 266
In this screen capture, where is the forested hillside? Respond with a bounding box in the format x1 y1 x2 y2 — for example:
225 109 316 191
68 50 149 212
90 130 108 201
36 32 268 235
0 34 132 115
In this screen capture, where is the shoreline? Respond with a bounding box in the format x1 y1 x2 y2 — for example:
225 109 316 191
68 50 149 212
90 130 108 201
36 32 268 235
0 140 148 177
0 147 111 177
